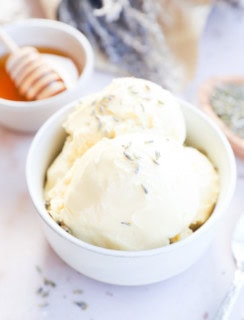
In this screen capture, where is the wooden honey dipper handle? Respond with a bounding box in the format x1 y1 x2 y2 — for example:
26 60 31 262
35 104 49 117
0 27 67 101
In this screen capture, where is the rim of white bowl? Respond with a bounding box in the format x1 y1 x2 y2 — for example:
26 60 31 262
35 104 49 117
26 98 237 258
0 18 94 109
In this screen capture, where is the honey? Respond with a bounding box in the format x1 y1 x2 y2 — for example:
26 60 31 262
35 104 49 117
0 47 79 102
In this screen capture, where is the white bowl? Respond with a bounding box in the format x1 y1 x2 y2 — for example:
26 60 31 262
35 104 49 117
0 19 94 132
26 98 236 286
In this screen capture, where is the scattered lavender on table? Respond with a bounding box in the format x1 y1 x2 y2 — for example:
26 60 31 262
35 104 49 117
74 301 88 310
35 266 88 311
35 267 56 308
38 302 49 308
36 287 50 298
44 278 57 288
73 289 83 295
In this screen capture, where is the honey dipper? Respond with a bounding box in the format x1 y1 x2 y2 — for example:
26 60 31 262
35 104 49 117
0 28 67 101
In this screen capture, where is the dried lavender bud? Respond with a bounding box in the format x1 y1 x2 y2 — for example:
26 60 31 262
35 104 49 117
44 278 56 288
121 221 131 226
141 184 148 194
74 301 88 310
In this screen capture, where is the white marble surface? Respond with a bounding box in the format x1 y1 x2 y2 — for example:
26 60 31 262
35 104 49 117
1 4 244 320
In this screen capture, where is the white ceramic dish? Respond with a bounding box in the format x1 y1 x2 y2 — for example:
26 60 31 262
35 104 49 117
26 98 236 286
0 19 94 132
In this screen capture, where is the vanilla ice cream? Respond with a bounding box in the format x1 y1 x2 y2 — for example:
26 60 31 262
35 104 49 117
44 77 219 251
45 77 186 192
185 147 219 226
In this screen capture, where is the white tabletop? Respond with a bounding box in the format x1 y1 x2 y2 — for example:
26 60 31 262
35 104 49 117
1 4 244 320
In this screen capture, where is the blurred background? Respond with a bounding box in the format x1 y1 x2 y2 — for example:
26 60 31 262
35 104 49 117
1 0 244 97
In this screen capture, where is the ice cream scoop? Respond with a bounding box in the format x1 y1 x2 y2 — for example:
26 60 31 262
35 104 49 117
45 132 219 251
0 27 67 101
45 77 186 192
